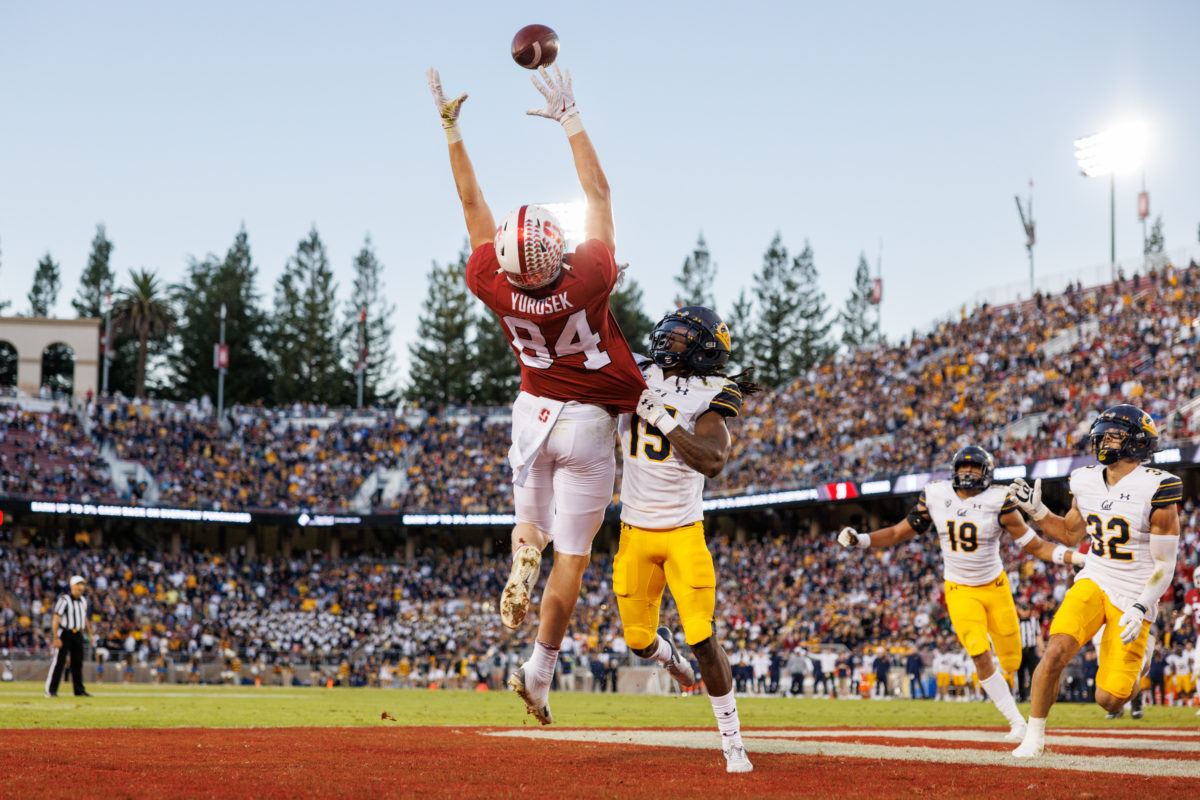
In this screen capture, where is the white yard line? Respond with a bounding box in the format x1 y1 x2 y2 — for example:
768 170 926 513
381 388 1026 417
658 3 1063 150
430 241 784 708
487 729 1200 779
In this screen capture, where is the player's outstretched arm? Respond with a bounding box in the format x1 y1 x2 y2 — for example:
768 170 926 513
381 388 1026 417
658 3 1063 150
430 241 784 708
427 68 495 249
1003 509 1084 566
635 393 728 477
1009 478 1085 545
837 505 924 550
527 65 614 255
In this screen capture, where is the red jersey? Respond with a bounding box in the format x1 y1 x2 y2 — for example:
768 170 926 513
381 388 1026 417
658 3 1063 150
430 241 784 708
466 239 646 413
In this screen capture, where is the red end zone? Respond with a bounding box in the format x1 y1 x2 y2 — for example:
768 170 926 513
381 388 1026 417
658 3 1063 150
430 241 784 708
2 727 1196 799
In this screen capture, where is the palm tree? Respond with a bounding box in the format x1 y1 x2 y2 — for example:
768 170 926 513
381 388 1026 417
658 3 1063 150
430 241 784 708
114 269 174 398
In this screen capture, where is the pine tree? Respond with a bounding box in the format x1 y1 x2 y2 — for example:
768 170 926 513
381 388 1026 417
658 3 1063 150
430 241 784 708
837 252 880 351
609 274 655 356
749 234 801 387
406 245 475 406
1144 215 1165 255
29 253 61 316
674 233 717 310
725 288 754 374
272 226 348 404
173 226 273 404
73 224 115 318
343 236 396 406
792 240 835 372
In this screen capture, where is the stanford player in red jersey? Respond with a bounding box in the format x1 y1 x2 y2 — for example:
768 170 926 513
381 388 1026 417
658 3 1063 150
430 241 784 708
428 64 644 725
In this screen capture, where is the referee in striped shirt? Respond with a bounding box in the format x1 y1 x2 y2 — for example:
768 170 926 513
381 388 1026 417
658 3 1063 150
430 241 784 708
1016 603 1041 703
45 575 92 698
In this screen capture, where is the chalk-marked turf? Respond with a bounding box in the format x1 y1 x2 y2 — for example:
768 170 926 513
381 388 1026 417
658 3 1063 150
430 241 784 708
751 728 1200 752
488 729 1200 778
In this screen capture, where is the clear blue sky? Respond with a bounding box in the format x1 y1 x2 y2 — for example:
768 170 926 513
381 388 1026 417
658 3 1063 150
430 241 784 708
3 1 1198 389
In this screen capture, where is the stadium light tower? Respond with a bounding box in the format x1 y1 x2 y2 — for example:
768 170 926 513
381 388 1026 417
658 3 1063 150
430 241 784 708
1073 121 1148 283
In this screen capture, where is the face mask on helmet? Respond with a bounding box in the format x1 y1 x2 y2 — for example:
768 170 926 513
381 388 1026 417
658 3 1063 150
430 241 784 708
494 205 565 290
649 306 731 374
1088 405 1158 464
950 446 994 490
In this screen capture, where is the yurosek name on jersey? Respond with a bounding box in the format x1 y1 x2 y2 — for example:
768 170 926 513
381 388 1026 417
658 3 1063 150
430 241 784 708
511 291 574 315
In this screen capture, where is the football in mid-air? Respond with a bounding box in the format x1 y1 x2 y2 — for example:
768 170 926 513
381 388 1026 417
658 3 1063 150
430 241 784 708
511 24 559 69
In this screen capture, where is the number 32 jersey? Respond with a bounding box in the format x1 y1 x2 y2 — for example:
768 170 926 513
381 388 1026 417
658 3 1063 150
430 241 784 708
921 481 1017 586
1070 464 1182 619
617 363 742 529
467 240 645 413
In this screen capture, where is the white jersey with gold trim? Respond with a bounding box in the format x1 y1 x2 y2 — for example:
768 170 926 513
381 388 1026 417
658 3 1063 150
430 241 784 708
922 481 1016 586
1070 464 1182 621
617 362 742 529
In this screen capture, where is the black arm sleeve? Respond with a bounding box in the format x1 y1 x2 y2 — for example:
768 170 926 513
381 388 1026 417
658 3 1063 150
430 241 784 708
906 504 932 534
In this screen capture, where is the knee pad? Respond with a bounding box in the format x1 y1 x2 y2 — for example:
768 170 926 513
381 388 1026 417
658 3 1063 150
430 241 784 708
623 627 656 652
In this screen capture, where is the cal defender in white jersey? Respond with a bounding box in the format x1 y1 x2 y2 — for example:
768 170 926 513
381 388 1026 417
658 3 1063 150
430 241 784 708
922 480 1014 586
615 306 760 773
839 445 1083 740
1012 404 1181 758
1070 464 1180 617
617 363 740 529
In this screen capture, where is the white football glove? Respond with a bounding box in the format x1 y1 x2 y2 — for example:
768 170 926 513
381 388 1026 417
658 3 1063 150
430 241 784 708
635 389 678 434
426 68 467 141
837 526 870 550
526 65 582 133
1009 478 1049 521
1117 603 1147 645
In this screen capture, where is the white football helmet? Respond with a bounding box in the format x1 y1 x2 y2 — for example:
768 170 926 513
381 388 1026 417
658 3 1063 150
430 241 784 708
494 205 565 290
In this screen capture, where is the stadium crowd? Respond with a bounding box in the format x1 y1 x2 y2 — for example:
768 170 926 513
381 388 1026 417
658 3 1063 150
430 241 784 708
711 261 1200 494
1 264 1197 516
0 405 118 504
2 495 1196 697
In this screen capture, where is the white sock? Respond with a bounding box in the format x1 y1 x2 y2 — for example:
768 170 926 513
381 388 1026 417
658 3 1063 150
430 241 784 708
980 671 1024 727
1026 716 1046 740
529 640 559 690
709 689 742 743
645 635 672 665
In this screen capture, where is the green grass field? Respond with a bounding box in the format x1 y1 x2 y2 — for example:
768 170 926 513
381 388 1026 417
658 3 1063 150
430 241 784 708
3 681 1197 729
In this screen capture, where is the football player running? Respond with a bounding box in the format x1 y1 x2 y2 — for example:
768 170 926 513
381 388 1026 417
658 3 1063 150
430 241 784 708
428 65 645 725
1010 405 1181 757
838 445 1085 741
615 306 761 773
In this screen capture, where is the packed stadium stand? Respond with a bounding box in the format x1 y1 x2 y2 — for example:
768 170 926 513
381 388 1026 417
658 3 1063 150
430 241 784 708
1 508 1196 693
1 262 1198 696
3 263 1197 515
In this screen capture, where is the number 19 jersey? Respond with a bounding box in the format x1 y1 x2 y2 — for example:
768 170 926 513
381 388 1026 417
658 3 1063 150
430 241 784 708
617 363 742 529
467 240 645 413
922 481 1016 586
1070 464 1182 620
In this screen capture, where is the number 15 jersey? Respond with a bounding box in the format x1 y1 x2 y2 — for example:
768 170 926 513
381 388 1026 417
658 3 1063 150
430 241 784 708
1070 464 1182 620
467 240 645 413
617 363 742 529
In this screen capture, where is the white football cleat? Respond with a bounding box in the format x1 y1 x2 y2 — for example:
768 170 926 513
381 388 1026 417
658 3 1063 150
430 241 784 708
656 627 697 688
1004 720 1028 742
500 545 541 629
722 739 753 773
508 664 552 725
1011 736 1044 759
